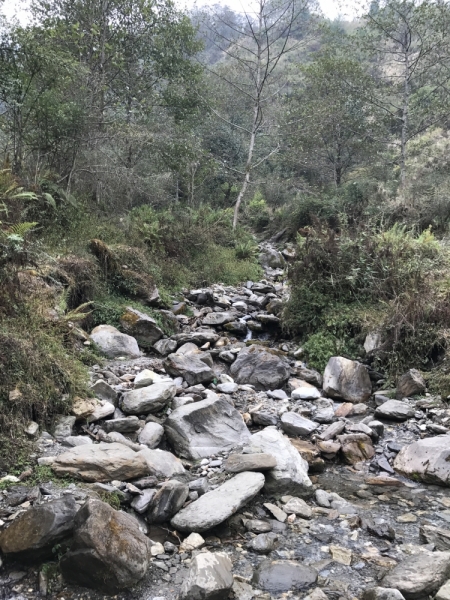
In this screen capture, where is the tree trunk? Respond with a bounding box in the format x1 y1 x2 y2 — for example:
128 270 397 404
400 34 410 191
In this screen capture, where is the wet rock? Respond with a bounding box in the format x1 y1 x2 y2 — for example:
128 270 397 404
153 338 178 356
52 442 150 482
382 551 450 599
250 532 278 554
362 588 406 600
249 427 313 497
165 395 251 460
163 353 215 386
180 551 233 600
147 480 189 524
138 422 164 448
171 472 265 532
103 416 140 433
90 325 140 358
230 345 290 391
253 560 317 594
420 524 450 550
281 412 318 437
397 369 426 399
121 381 176 415
0 496 78 563
120 306 163 348
375 400 414 421
60 498 150 593
323 357 372 403
394 435 450 485
223 453 277 473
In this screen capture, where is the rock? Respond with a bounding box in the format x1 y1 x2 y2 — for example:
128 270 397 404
180 532 205 553
163 353 215 386
171 472 265 532
394 435 450 485
304 589 329 600
330 545 352 565
294 365 323 388
63 435 94 447
366 518 396 541
283 497 312 518
52 442 150 482
280 412 318 437
397 369 426 399
252 411 278 426
119 306 163 348
131 489 156 514
317 420 346 441
103 416 140 433
138 422 164 448
121 381 176 415
54 415 76 440
250 532 278 554
103 430 141 451
172 329 219 346
253 560 317 594
245 519 272 533
382 551 450 599
202 311 236 326
230 345 290 391
60 499 150 593
0 496 78 563
249 427 313 497
375 400 414 421
87 400 115 422
259 248 285 269
147 480 189 524
362 588 406 600
90 325 140 359
223 453 277 473
164 395 251 460
180 551 233 600
323 357 372 403
339 433 375 464
291 385 321 400
364 332 382 354
436 581 450 600
91 379 118 404
134 369 162 388
420 524 450 550
24 421 39 438
139 448 185 478
72 397 98 419
153 338 178 356
217 382 239 394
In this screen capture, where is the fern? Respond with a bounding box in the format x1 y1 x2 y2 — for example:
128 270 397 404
5 222 38 237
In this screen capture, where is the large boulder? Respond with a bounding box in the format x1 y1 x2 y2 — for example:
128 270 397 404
119 306 163 349
202 311 237 327
230 346 290 391
163 353 215 386
249 427 313 497
180 552 233 600
396 369 426 399
259 248 285 269
121 381 176 415
171 472 265 532
323 357 372 403
51 442 150 482
382 551 450 599
139 448 185 478
375 400 414 421
60 499 151 593
164 395 251 460
172 329 219 347
138 422 164 448
90 325 140 358
0 496 78 563
394 436 450 485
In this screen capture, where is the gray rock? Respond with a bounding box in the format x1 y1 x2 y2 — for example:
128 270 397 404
131 488 156 514
394 435 450 485
172 329 219 346
90 325 140 359
217 382 239 394
120 306 163 349
134 369 163 388
103 416 141 433
153 338 178 356
245 519 272 533
102 430 141 451
420 524 450 550
259 248 285 269
121 381 176 415
230 345 290 391
323 357 372 403
317 420 346 441
283 497 312 518
171 472 265 532
0 496 78 563
138 422 164 448
280 412 318 437
164 395 251 460
139 448 185 478
163 353 215 386
250 532 278 554
382 551 450 599
294 365 323 388
62 435 94 447
180 551 233 600
202 312 236 326
375 400 414 421
60 499 151 593
147 480 189 524
91 379 118 404
363 588 406 600
397 369 426 399
224 453 277 473
54 415 76 440
436 581 450 600
252 411 278 426
253 560 317 593
249 427 313 497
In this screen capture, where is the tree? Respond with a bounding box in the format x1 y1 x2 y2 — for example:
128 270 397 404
206 0 315 228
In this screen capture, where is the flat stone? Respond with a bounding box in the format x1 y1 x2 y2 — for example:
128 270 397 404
317 421 345 441
263 503 287 522
121 382 176 415
252 560 317 594
283 497 312 519
171 472 265 532
202 312 236 326
102 416 140 433
375 400 414 421
180 551 233 600
224 453 277 473
330 545 352 565
280 412 318 437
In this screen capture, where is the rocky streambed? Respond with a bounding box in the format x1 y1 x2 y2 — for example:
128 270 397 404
2 245 450 600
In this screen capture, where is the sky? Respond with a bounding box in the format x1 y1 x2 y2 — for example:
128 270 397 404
1 0 360 25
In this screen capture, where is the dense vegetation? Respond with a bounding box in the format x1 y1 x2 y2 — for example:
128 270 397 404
2 0 450 454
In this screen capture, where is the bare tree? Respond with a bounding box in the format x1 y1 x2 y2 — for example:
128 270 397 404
205 0 314 228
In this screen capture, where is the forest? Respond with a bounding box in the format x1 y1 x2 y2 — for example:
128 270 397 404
2 0 450 446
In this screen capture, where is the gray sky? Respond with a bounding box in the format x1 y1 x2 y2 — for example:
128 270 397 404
2 0 360 25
